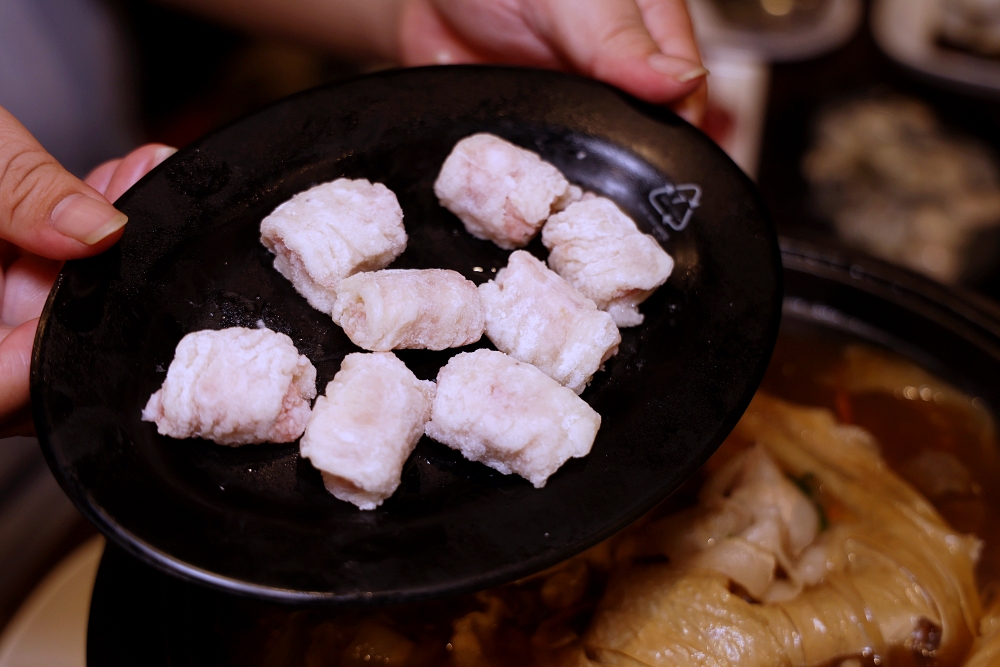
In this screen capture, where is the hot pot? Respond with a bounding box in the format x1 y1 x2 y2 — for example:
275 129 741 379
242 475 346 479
80 235 1000 666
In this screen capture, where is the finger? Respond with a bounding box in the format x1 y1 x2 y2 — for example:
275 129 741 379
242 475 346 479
103 144 177 203
0 105 127 259
85 144 176 202
0 321 33 436
0 318 36 430
84 159 123 196
636 0 707 125
398 0 486 65
637 0 702 63
672 80 708 127
532 0 707 106
2 255 62 327
0 321 33 437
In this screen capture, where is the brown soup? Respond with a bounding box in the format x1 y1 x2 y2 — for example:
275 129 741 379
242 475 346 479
220 333 1000 667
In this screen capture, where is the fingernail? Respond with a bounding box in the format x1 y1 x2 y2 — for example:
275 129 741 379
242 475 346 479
51 194 128 245
152 146 178 167
647 54 710 83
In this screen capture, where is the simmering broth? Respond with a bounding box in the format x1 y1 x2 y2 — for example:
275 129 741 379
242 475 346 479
145 333 1000 667
761 335 1000 592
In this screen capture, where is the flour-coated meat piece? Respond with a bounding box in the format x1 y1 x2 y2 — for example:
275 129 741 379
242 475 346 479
479 251 620 394
425 350 600 488
332 269 484 351
434 133 571 249
142 327 317 445
299 352 435 510
260 178 407 314
543 197 674 327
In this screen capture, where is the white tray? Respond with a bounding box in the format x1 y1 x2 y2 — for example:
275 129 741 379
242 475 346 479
872 0 1000 94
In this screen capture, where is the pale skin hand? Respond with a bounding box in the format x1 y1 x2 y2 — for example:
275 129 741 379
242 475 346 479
0 105 175 434
397 0 707 123
161 0 707 123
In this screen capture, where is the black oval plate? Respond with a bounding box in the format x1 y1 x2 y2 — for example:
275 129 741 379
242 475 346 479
31 65 780 605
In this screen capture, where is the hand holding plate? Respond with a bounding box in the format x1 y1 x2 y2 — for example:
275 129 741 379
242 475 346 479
0 104 174 433
398 0 709 123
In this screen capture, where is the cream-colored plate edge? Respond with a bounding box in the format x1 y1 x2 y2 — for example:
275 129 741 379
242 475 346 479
0 536 105 667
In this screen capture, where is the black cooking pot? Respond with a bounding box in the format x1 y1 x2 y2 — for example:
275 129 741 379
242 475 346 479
83 235 1000 666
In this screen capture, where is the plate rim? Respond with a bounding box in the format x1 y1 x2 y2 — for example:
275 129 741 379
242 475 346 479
31 64 783 605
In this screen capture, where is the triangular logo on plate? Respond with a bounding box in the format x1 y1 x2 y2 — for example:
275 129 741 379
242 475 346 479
649 183 702 232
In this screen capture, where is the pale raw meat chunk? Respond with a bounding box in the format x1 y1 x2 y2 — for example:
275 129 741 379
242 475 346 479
479 251 620 394
425 350 600 488
142 327 317 445
299 352 435 510
543 197 674 327
332 269 484 351
553 184 585 212
260 178 407 313
434 133 571 249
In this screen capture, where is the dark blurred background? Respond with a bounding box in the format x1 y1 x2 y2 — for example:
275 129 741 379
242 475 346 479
118 2 361 149
757 14 1000 297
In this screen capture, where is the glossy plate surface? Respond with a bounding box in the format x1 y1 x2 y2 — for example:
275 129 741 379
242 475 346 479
32 66 780 603
86 238 1000 666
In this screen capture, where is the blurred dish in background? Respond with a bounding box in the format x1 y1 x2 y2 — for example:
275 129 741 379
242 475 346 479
939 0 1000 57
708 0 829 30
803 95 1000 285
872 0 1000 94
689 0 862 61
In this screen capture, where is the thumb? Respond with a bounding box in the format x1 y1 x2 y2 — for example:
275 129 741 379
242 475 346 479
0 105 127 260
536 0 707 106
